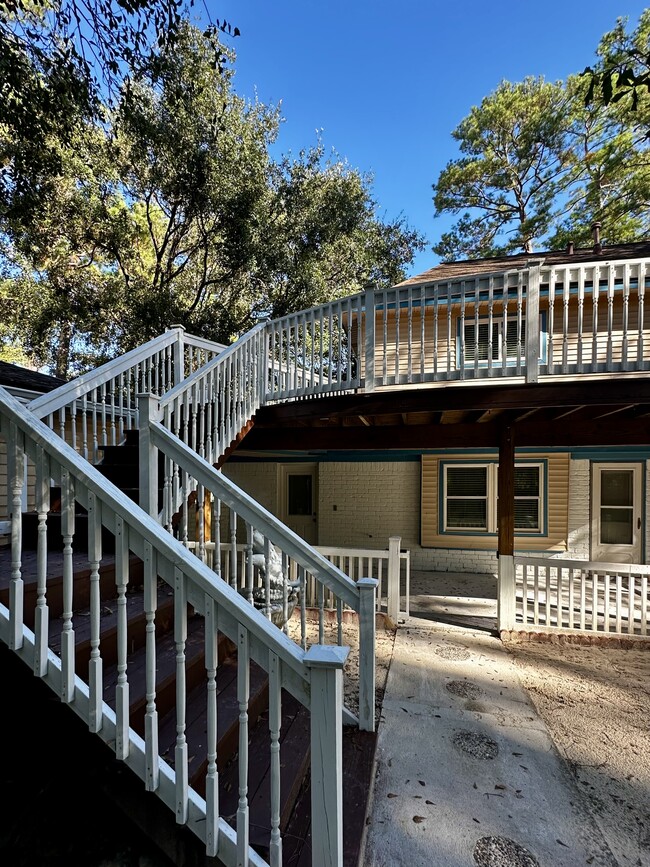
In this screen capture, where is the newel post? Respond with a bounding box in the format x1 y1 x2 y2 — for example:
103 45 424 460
364 288 376 392
357 578 377 732
305 644 348 867
525 260 543 383
387 535 401 622
171 324 186 387
138 394 162 520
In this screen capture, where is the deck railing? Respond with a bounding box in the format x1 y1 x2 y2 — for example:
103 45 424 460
140 396 377 733
27 328 226 463
262 257 650 398
1 385 350 867
507 556 650 637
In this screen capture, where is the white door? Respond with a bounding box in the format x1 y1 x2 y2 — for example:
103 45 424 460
591 463 643 563
279 464 318 545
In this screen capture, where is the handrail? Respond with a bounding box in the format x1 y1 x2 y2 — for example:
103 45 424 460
160 321 267 409
28 329 183 418
2 386 308 676
2 384 350 862
150 417 361 610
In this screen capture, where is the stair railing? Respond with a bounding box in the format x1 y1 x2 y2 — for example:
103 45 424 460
158 322 267 470
27 328 226 463
140 394 378 733
1 385 347 867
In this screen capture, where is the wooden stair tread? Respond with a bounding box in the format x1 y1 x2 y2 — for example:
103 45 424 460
103 614 207 728
157 654 270 783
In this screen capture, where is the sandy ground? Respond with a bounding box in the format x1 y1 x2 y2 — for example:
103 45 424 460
407 570 650 866
506 639 650 867
286 613 396 720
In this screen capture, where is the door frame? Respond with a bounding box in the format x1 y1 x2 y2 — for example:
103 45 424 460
591 462 644 563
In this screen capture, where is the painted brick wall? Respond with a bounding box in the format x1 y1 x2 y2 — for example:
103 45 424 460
318 461 421 554
221 462 278 514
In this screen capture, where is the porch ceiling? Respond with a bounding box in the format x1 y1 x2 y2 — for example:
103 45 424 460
242 379 650 452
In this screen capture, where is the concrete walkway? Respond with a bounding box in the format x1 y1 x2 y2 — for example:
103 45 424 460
363 616 618 867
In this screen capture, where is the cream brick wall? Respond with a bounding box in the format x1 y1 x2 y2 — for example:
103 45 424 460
317 461 421 553
221 462 278 514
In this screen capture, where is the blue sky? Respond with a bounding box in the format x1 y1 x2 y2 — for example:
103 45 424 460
205 1 649 277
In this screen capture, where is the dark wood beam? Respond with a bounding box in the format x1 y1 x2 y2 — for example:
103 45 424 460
254 378 650 425
241 417 650 451
497 425 515 557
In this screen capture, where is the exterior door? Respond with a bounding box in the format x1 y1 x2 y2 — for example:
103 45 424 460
591 463 643 563
280 464 318 545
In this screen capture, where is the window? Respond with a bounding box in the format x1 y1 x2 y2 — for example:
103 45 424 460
460 315 545 366
442 462 544 534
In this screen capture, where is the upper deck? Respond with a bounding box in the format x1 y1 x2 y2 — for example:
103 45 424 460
266 247 650 402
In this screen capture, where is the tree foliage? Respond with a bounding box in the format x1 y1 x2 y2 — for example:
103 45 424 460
433 13 650 261
0 22 424 375
432 78 569 259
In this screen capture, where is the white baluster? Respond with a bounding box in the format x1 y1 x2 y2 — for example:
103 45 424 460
245 523 254 604
607 265 616 368
487 275 494 376
144 541 159 791
393 291 400 384
638 261 646 364
577 266 585 369
264 535 271 619
34 447 49 676
622 263 631 368
88 491 103 732
592 265 600 369
358 578 377 732
115 515 130 760
174 567 189 824
268 651 282 867
9 424 24 651
473 278 480 377
547 268 555 371
230 508 238 590
205 595 219 856
60 469 75 702
237 624 250 867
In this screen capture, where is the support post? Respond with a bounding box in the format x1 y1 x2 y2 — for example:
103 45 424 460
138 394 162 519
357 577 377 732
525 260 543 383
387 535 401 622
171 324 185 387
305 645 348 867
364 288 376 392
497 425 516 631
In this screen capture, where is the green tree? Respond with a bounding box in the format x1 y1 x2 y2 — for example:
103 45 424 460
583 11 650 118
1 24 423 373
432 77 570 260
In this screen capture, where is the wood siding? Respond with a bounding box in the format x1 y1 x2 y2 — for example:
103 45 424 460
421 452 569 552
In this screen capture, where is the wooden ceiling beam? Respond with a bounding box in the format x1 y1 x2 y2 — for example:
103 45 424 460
254 378 650 425
242 417 650 451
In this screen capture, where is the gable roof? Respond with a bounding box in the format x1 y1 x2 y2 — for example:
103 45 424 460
0 361 66 394
398 241 650 287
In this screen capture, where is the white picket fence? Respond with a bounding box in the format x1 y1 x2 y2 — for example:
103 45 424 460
512 556 650 637
186 538 411 624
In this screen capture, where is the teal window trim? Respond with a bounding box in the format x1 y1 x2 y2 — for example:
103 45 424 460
455 312 547 369
438 459 548 538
